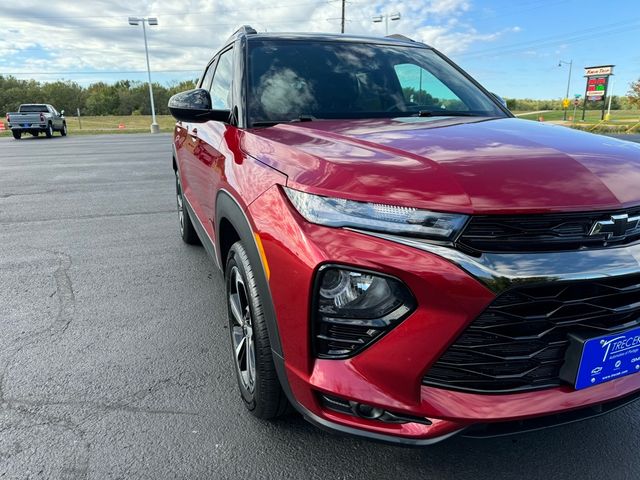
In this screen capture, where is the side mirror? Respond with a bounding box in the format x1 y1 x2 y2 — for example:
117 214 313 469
60 110 65 116
491 93 508 109
168 88 230 123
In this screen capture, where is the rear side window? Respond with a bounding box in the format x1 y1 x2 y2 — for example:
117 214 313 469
210 48 233 110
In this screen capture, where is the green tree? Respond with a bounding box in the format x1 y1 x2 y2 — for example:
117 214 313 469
41 81 85 114
84 82 119 115
628 78 640 108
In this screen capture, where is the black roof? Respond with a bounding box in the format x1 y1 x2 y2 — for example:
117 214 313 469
227 25 429 48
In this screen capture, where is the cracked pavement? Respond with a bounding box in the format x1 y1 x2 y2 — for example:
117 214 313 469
1 133 639 479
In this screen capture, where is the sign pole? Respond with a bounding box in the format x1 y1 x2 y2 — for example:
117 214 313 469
582 82 588 121
601 78 608 121
606 77 614 119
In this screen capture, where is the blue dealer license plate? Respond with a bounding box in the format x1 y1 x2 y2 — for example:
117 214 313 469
572 326 640 390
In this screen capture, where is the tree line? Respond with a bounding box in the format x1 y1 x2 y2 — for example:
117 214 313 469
1 74 639 116
505 96 637 112
0 76 196 116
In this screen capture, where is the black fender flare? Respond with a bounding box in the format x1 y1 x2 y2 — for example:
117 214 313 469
215 190 284 361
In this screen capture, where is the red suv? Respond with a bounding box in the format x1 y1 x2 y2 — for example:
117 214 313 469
169 26 640 445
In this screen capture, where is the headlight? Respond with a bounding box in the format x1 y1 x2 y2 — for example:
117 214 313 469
314 266 415 358
284 187 468 240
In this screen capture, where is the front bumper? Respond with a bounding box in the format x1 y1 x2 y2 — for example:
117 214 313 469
249 186 640 443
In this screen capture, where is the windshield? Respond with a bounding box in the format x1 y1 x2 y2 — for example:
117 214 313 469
247 40 506 126
20 105 48 113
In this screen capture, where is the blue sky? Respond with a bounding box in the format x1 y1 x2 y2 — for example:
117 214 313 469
0 0 638 100
453 0 639 100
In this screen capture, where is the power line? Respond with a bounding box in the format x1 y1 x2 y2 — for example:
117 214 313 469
458 19 639 58
2 69 201 76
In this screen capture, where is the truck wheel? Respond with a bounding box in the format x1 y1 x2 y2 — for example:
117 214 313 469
175 170 200 245
61 122 68 136
12 130 21 140
226 241 289 419
45 124 53 138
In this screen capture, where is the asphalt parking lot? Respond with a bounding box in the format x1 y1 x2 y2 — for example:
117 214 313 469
1 133 639 480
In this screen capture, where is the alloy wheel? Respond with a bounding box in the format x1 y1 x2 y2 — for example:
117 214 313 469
228 265 256 392
176 176 185 235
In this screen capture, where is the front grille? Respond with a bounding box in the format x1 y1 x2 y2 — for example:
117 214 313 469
458 207 640 253
423 274 640 393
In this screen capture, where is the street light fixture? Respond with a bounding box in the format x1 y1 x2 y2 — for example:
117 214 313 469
558 59 573 122
372 12 401 35
128 16 160 133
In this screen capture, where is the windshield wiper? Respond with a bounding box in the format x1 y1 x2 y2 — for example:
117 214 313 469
252 115 315 128
252 121 283 127
415 110 480 117
290 115 315 122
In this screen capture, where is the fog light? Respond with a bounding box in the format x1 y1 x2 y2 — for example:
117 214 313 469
313 266 415 358
351 403 385 420
320 394 432 426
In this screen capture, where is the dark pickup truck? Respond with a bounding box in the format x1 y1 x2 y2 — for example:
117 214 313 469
6 104 68 139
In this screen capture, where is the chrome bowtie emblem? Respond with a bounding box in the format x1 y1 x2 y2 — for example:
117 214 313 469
589 213 640 239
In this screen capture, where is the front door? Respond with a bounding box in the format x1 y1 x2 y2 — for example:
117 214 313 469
189 46 235 241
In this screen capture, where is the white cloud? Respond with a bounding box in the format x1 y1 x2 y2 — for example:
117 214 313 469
0 0 516 83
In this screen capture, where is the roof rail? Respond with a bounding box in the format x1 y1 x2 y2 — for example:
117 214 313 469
232 25 257 37
385 34 414 42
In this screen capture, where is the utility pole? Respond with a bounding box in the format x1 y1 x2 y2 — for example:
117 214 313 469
341 0 345 34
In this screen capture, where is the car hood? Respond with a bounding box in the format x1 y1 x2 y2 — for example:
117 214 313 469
242 117 640 214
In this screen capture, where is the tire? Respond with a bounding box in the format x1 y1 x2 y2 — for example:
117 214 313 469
12 130 21 140
226 241 289 419
45 123 53 138
175 170 200 245
32 131 39 137
61 122 67 136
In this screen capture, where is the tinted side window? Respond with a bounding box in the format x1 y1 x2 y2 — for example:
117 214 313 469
199 61 215 91
210 49 233 110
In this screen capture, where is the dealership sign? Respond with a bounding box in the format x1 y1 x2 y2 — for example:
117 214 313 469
581 65 615 120
583 65 614 102
584 66 614 77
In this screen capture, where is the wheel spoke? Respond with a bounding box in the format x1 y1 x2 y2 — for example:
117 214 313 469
246 327 255 386
229 293 245 327
235 333 247 368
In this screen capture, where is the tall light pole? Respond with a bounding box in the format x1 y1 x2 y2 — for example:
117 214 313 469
372 12 401 35
129 16 160 134
558 59 573 121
